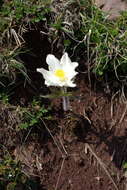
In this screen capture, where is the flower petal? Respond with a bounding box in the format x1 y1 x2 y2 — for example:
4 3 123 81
37 68 51 80
60 53 78 76
71 62 79 69
64 65 78 79
66 80 76 87
60 52 71 66
37 68 62 87
46 54 61 71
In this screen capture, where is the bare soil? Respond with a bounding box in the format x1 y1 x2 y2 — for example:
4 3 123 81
1 70 127 190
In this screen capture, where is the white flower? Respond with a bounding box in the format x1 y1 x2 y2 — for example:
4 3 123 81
37 52 78 87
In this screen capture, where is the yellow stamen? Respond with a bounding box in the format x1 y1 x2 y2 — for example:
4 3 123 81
55 69 65 78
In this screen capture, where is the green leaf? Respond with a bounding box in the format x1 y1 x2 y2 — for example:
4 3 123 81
19 123 29 130
123 162 127 169
29 118 38 126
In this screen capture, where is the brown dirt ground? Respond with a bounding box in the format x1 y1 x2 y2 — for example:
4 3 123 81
1 71 127 190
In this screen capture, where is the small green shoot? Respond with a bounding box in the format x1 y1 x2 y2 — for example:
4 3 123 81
0 93 9 104
123 162 127 170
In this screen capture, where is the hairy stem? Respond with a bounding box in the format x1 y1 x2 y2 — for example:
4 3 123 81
61 87 70 111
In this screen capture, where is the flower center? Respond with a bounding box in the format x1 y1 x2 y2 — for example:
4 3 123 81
55 69 65 78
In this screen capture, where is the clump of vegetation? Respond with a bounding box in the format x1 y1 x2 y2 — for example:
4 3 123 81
0 151 37 190
49 0 127 80
1 0 127 95
0 0 51 34
0 0 52 96
19 99 51 130
0 48 30 91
